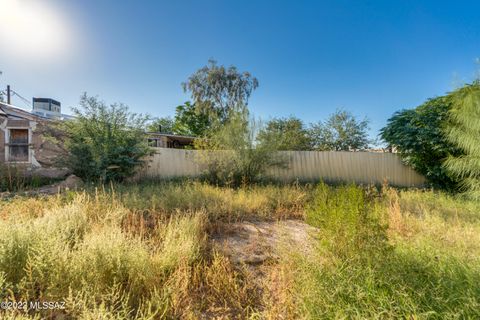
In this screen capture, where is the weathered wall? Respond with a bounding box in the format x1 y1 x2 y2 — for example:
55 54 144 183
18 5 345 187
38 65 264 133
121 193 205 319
31 121 68 168
135 148 426 187
0 117 70 178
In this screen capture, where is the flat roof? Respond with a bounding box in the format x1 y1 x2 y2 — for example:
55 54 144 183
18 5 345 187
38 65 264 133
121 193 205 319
33 97 61 106
146 132 197 140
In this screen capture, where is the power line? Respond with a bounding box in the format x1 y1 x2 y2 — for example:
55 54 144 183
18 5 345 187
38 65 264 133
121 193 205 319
11 90 32 107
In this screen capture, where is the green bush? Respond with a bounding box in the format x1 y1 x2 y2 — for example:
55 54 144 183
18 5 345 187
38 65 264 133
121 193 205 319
381 96 462 189
195 112 286 186
306 183 389 259
61 93 151 183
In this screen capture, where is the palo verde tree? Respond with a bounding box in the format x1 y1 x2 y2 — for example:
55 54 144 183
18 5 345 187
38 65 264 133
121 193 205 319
62 93 151 182
182 60 259 123
310 109 370 151
443 82 480 198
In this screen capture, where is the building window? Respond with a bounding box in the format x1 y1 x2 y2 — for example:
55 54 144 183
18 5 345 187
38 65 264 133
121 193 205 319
8 129 29 162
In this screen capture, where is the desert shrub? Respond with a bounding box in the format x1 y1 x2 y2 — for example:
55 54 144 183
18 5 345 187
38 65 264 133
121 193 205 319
195 112 286 186
60 93 151 183
306 183 389 259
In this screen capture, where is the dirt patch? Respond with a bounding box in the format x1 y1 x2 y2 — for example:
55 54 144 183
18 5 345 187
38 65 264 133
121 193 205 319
211 219 319 267
209 219 319 318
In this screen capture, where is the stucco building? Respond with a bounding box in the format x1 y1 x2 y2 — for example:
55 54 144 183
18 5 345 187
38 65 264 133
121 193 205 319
0 101 66 172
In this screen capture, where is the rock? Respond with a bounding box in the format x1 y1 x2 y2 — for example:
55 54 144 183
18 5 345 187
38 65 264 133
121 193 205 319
27 167 71 179
58 174 83 190
23 175 83 196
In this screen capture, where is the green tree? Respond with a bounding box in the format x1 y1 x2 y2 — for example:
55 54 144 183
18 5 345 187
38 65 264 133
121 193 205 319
257 116 313 150
195 112 285 186
147 116 174 133
310 109 370 151
381 96 462 189
443 82 480 198
182 60 259 123
173 101 212 136
62 93 150 182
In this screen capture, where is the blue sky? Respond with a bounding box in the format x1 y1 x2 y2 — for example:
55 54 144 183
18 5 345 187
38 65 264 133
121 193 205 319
1 0 479 139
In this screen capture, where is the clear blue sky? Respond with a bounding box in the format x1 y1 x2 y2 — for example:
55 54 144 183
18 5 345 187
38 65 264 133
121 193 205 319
1 0 479 139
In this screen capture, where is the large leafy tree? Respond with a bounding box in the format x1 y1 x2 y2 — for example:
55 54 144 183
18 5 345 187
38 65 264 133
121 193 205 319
257 116 313 150
310 110 370 151
146 102 212 137
182 60 259 123
147 116 175 133
62 93 150 182
381 96 462 189
443 82 480 198
173 101 212 136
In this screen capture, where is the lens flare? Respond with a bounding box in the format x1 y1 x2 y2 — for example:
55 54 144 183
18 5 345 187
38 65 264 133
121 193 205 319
0 0 76 63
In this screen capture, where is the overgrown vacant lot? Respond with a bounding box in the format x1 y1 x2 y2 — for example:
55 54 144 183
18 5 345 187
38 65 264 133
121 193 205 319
0 181 479 319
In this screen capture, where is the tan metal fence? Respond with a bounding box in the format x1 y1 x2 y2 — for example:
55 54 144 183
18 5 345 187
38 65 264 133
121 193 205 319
135 148 425 187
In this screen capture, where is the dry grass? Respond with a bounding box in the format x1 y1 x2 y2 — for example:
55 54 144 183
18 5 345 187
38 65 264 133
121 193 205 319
274 184 480 319
0 181 308 319
1 181 479 319
391 189 480 261
113 180 311 221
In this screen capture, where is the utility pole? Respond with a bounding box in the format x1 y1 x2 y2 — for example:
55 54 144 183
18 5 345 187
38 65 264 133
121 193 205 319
7 85 11 104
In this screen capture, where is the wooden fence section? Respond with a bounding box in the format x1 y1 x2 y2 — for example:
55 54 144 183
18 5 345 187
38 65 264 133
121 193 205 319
136 148 426 187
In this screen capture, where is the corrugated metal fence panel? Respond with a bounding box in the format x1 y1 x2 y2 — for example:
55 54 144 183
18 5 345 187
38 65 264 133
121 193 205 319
136 148 426 187
137 148 201 179
268 151 426 186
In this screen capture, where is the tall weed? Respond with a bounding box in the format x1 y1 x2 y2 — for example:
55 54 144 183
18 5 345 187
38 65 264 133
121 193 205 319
288 183 480 319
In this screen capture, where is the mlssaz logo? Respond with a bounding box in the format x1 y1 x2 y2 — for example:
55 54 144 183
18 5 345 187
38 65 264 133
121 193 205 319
29 301 66 310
